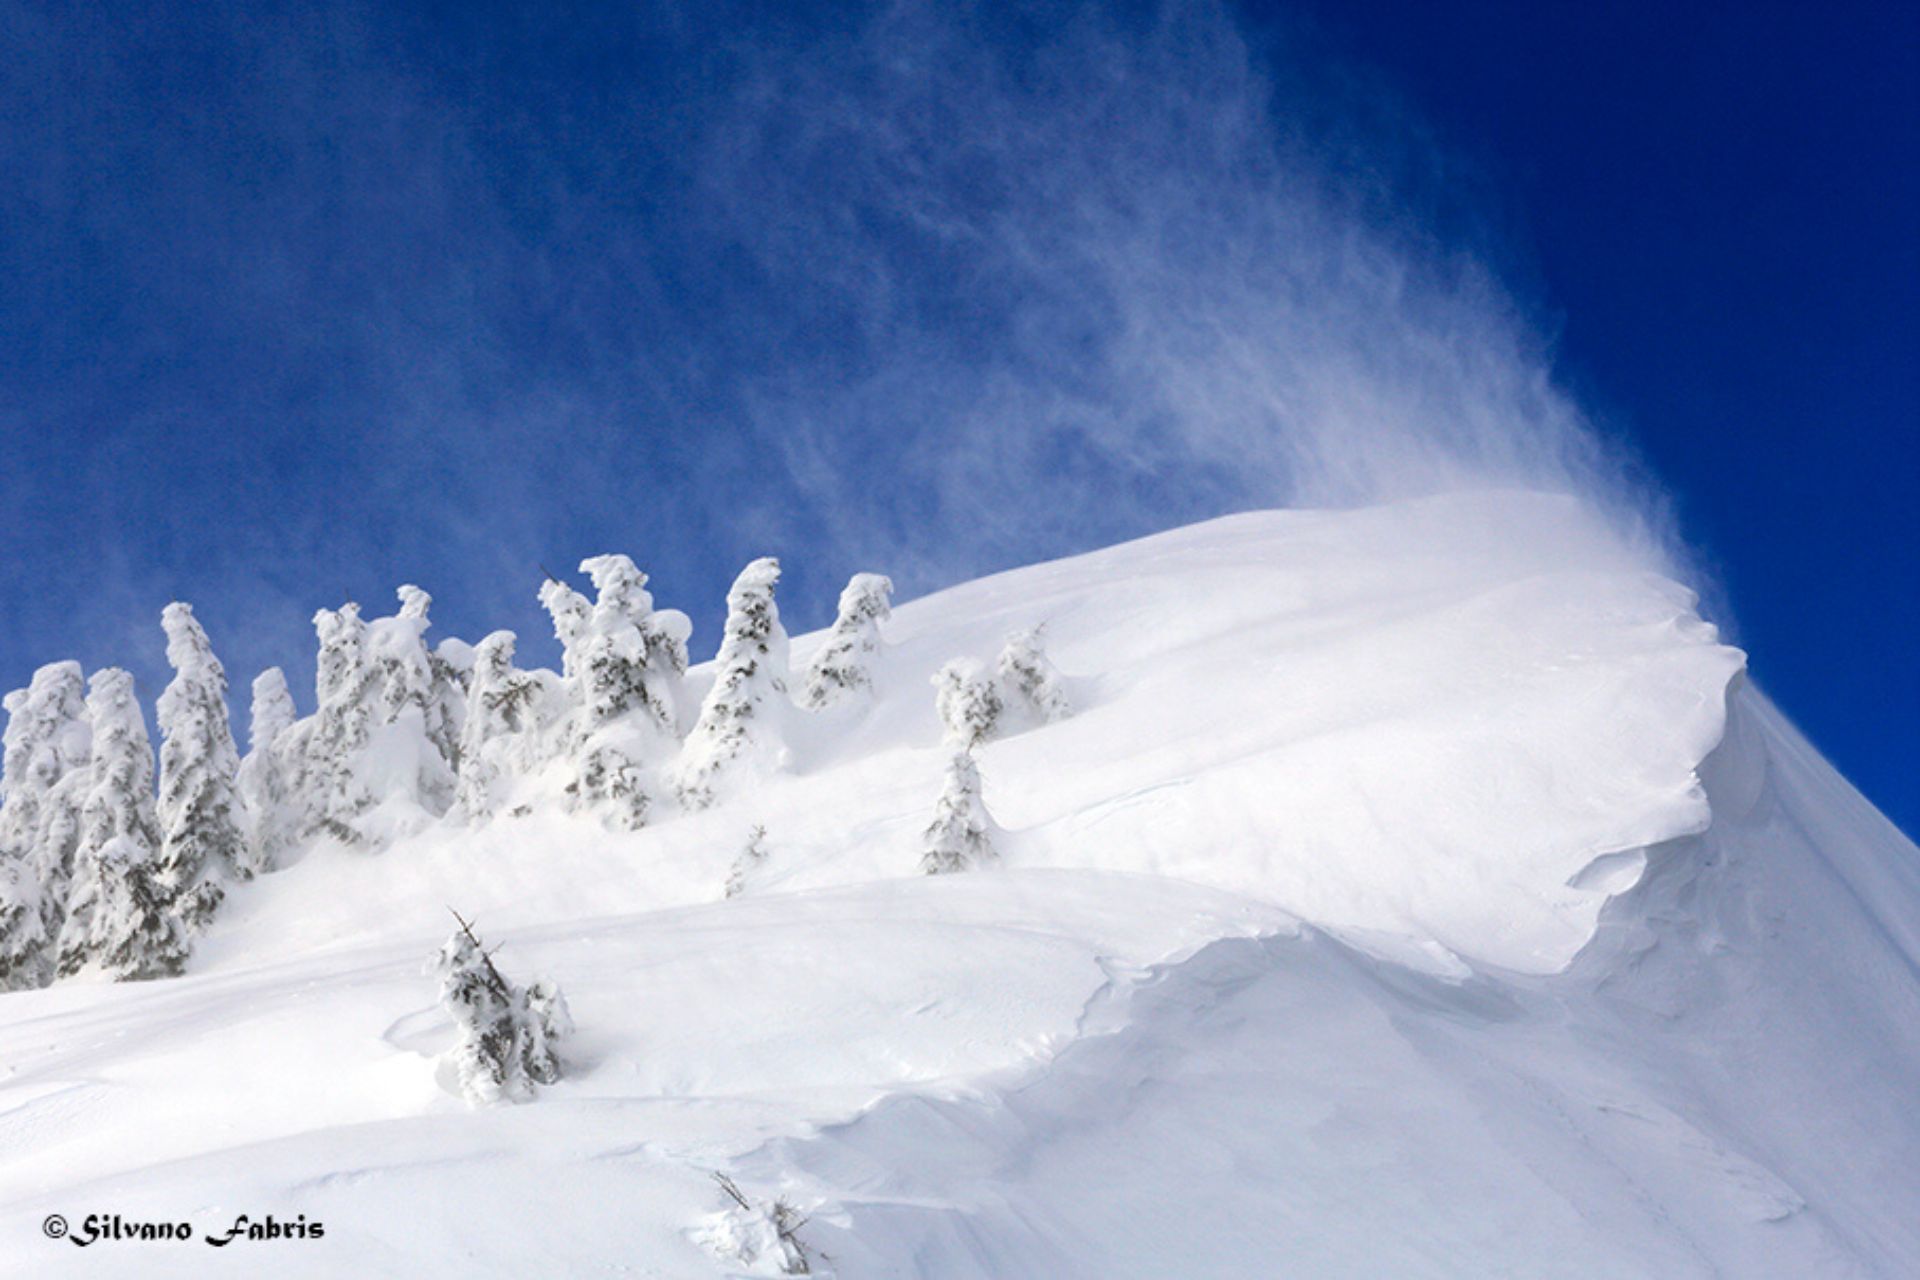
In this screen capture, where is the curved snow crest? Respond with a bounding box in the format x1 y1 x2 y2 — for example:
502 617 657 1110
737 681 1920 1279
850 488 1748 974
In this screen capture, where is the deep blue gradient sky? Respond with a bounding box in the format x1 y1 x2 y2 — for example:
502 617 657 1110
1295 0 1918 833
1 1 1914 833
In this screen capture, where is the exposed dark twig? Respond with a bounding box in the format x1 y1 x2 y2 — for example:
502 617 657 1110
712 1171 752 1212
448 908 513 1001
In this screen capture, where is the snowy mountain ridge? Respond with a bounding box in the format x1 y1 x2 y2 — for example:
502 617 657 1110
1 489 1915 1277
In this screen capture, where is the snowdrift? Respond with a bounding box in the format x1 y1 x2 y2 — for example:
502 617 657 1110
1 490 1914 1277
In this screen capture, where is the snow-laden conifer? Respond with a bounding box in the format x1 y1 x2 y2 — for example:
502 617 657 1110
0 664 92 988
59 669 184 980
0 854 44 990
802 573 893 710
933 658 1002 749
564 557 692 827
434 915 571 1104
674 558 790 810
539 576 594 688
155 603 246 933
32 766 90 959
576 552 683 740
247 669 298 759
570 742 652 831
996 624 1070 724
453 632 546 823
920 750 997 875
393 586 463 774
428 637 474 777
286 603 379 843
0 688 49 988
2 664 92 897
724 824 770 899
365 586 458 815
235 668 298 874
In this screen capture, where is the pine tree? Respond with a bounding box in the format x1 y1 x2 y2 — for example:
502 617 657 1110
538 575 594 689
724 824 770 899
155 602 244 934
674 558 790 810
427 638 473 777
585 553 691 736
565 557 691 828
0 854 44 990
920 750 997 875
366 586 457 815
235 668 298 874
996 624 1071 724
59 669 184 980
286 603 379 844
0 663 92 989
434 914 572 1104
576 554 656 733
933 658 1002 749
802 573 893 710
0 688 48 989
453 632 546 823
1 687 45 987
570 742 651 831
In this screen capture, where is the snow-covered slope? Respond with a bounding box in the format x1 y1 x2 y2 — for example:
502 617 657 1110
2 490 1914 1277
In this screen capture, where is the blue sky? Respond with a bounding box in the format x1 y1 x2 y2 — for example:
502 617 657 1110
1 1 1913 833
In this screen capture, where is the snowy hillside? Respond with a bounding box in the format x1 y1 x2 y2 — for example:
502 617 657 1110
2 490 1915 1277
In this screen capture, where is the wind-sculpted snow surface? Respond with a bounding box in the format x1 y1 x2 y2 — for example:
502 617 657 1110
0 491 1914 1277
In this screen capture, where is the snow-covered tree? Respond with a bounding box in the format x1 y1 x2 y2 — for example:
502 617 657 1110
453 632 547 823
0 689 49 989
285 603 379 844
2 664 92 897
537 559 692 829
569 742 652 831
235 668 298 874
0 855 44 990
724 824 770 899
247 669 298 760
365 586 458 815
0 664 92 988
434 915 571 1104
155 602 245 933
920 750 998 875
274 593 466 843
801 573 893 710
538 575 593 688
384 587 453 749
996 624 1071 724
565 558 693 827
577 555 657 732
674 558 790 810
428 637 474 777
31 767 89 957
933 658 1002 749
59 669 184 980
542 558 690 744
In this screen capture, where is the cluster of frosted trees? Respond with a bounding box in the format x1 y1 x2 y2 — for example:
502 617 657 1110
0 606 252 987
0 556 1071 990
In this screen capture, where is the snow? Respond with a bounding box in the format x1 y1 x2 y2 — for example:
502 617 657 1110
1 489 1914 1277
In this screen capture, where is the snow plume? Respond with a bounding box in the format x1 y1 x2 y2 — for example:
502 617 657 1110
0 0 1689 718
699 0 1679 581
